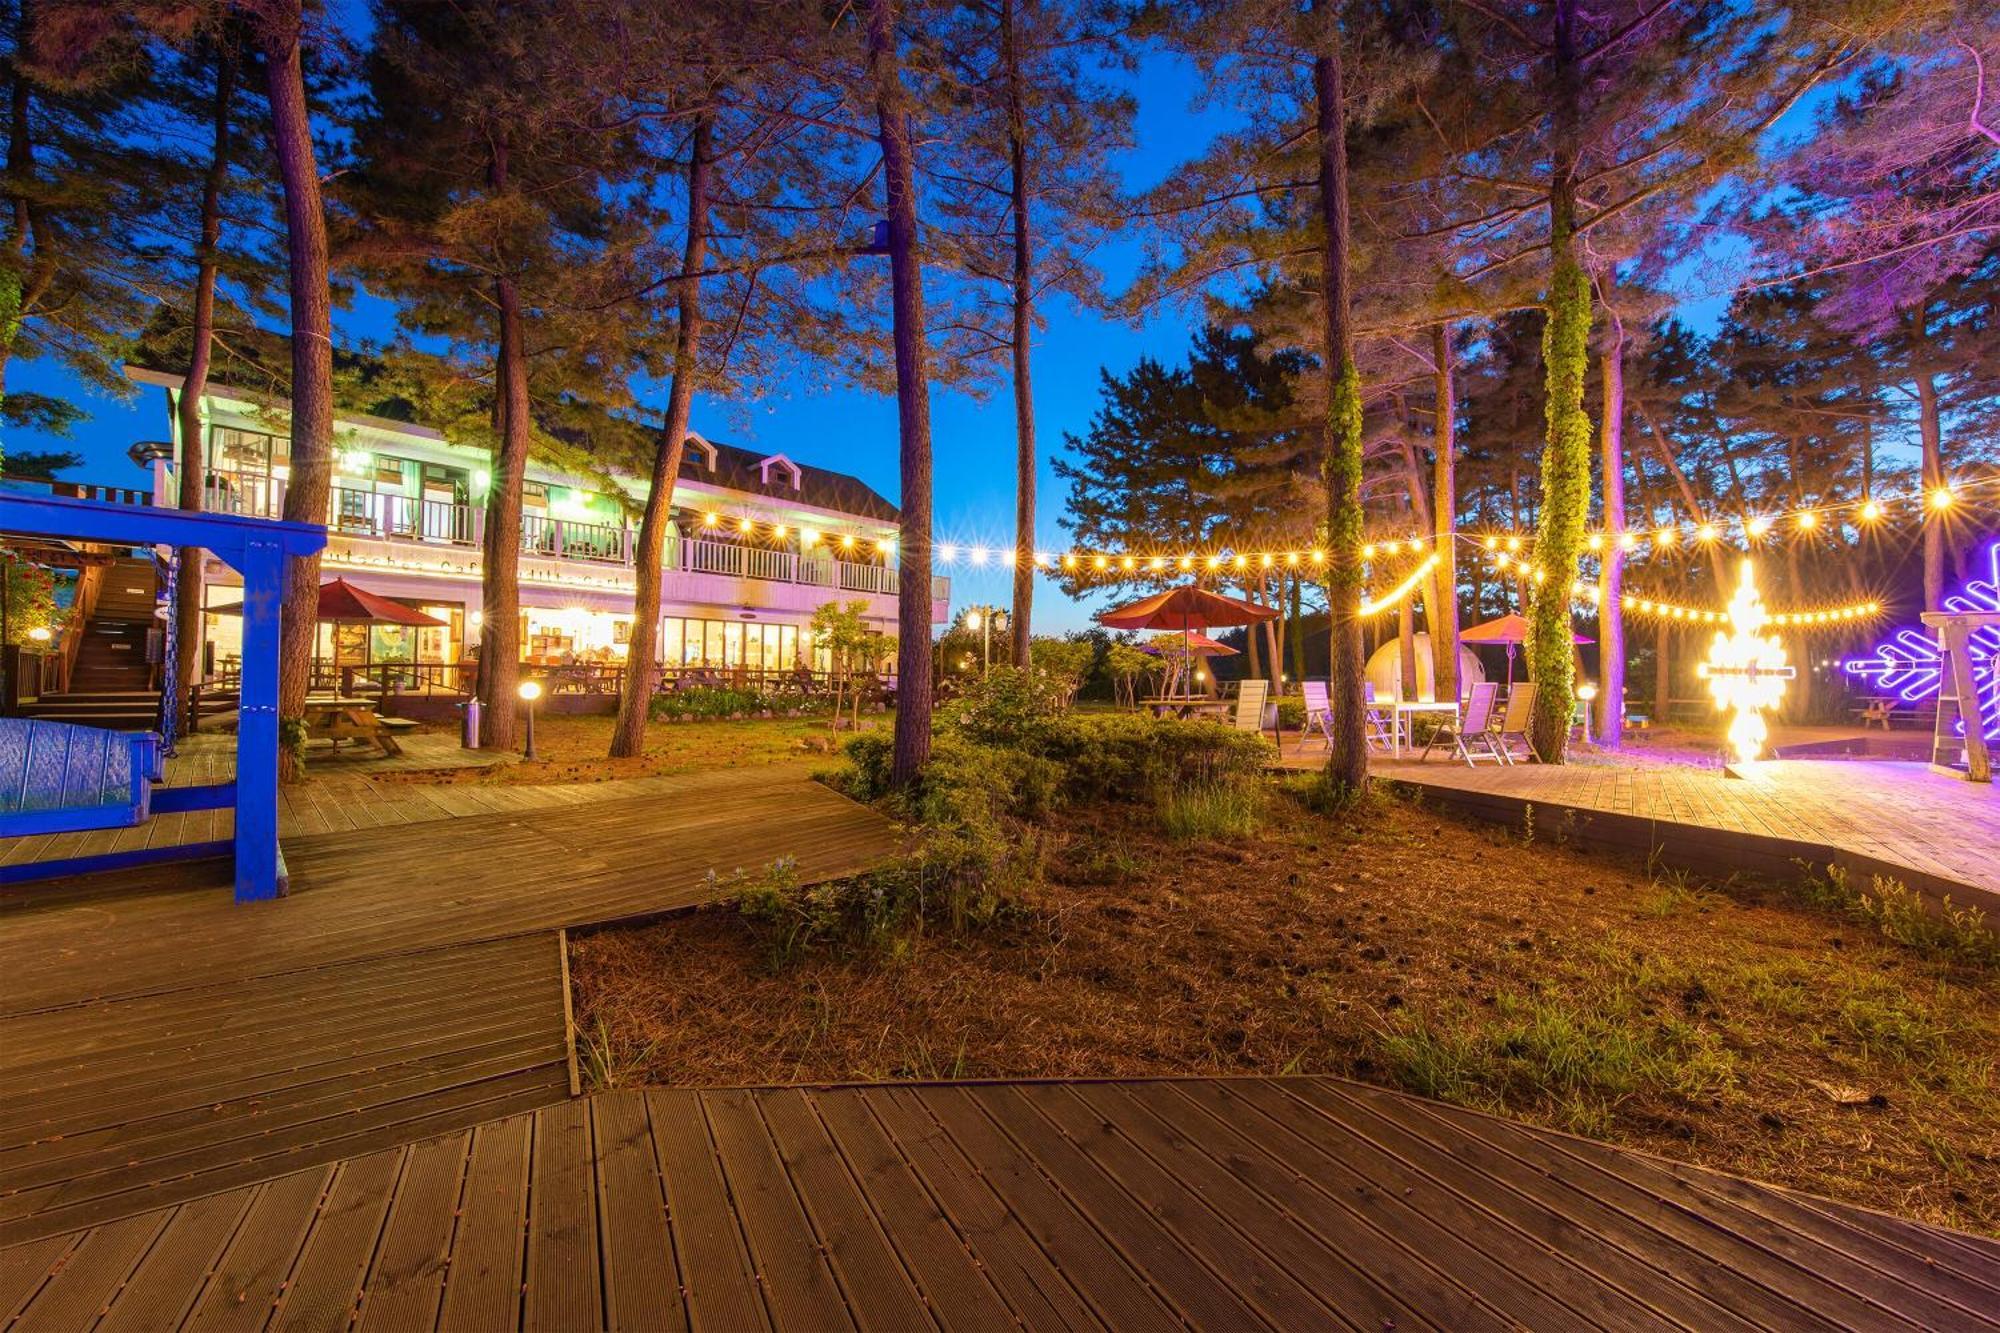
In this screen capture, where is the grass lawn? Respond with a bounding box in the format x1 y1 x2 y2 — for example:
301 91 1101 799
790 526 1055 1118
384 710 875 785
571 776 2000 1235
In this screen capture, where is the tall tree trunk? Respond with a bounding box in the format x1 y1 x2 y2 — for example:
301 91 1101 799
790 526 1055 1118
611 118 711 758
1654 622 1670 719
1003 0 1035 666
1596 305 1627 747
1288 573 1306 682
264 3 333 778
1396 596 1418 700
174 43 237 732
475 135 530 749
870 0 935 787
1527 0 1592 762
1313 9 1365 795
480 272 530 749
1914 364 1945 611
1430 321 1459 705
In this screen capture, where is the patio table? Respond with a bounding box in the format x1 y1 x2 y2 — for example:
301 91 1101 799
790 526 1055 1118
302 696 401 757
1391 700 1459 759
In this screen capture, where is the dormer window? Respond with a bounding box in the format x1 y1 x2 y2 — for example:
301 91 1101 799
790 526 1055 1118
682 434 717 472
758 453 803 491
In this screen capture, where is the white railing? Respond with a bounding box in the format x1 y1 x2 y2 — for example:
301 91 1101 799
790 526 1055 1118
189 467 939 601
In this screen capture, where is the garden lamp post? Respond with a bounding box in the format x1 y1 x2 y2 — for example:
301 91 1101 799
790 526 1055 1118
518 678 542 760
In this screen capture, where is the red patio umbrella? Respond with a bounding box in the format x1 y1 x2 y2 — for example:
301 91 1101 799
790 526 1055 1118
1460 613 1593 686
210 577 447 627
1102 586 1274 694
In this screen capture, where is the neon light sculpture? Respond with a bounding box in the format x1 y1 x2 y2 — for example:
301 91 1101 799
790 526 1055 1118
1697 560 1796 765
1842 539 2000 741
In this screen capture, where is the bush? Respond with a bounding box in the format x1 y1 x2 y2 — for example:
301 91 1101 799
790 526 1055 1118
938 666 1072 746
793 691 1274 963
648 685 826 722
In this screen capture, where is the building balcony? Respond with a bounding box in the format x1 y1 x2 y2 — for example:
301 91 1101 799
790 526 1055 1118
177 468 950 622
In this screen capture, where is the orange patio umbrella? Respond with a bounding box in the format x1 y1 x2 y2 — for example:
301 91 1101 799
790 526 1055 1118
1460 613 1593 686
210 577 447 627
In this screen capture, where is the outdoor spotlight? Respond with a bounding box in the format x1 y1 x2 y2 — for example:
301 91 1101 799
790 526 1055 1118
26 626 51 642
517 679 543 759
1586 533 1604 552
965 610 982 631
1696 522 1719 542
1577 684 1598 701
1929 486 1955 510
1859 500 1882 522
802 528 821 547
703 512 719 527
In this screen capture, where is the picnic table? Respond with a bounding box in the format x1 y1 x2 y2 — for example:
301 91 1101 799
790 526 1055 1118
302 695 415 757
1141 694 1230 720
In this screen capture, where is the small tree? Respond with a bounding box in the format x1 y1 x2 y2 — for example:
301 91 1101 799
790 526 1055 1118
1026 634 1093 706
810 599 876 733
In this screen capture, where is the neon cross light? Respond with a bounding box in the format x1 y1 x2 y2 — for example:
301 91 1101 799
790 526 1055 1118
1697 560 1796 766
1842 539 2000 741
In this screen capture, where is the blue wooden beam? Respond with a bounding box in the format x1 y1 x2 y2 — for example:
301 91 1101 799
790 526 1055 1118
233 535 288 901
0 491 325 902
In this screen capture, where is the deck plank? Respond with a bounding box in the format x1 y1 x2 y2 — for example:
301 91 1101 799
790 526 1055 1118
351 1131 470 1333
645 1089 769 1333
272 1148 402 1333
435 1113 532 1333
522 1099 602 1333
591 1093 685 1333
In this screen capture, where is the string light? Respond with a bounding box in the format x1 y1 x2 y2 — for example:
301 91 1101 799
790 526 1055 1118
1359 553 1441 616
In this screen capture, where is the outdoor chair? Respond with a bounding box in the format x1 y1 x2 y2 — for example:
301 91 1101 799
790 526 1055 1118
1420 680 1503 766
1494 682 1539 763
1362 683 1394 753
1300 680 1334 752
1232 679 1270 737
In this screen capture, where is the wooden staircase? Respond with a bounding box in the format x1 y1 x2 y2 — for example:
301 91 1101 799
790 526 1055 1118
19 556 164 730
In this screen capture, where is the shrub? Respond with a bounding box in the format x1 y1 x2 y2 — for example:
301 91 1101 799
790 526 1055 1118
1791 867 1998 968
648 685 827 722
939 666 1072 746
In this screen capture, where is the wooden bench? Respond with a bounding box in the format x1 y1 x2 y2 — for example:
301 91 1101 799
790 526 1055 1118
0 717 162 834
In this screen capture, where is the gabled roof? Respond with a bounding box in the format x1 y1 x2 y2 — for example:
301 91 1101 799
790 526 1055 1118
680 438 899 525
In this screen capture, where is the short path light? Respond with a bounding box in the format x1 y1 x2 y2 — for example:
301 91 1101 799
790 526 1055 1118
1577 682 1598 743
518 678 543 760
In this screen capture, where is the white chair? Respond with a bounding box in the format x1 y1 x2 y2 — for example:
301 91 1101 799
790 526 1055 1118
1420 680 1503 765
1300 680 1333 752
1494 682 1539 763
1362 682 1394 753
1232 679 1270 738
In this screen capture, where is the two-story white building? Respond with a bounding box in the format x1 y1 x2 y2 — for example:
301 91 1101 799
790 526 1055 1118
126 367 950 684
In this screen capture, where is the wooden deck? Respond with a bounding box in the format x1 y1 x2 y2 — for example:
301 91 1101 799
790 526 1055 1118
3 1079 1994 1331
1280 743 1997 906
0 770 900 1247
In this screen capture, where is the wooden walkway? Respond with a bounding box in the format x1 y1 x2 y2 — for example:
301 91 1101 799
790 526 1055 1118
0 739 824 870
0 770 900 1247
1280 746 1997 905
3 1079 1994 1332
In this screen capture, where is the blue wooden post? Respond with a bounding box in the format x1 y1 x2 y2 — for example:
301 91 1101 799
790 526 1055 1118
234 537 287 901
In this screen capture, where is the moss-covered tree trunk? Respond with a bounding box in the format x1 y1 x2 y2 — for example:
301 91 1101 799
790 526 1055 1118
1313 11 1367 795
611 117 711 759
1526 0 1591 763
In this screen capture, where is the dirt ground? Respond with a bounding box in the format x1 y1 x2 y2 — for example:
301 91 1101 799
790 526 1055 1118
571 781 2000 1236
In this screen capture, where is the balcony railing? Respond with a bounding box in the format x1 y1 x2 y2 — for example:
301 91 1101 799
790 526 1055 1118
194 468 947 600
